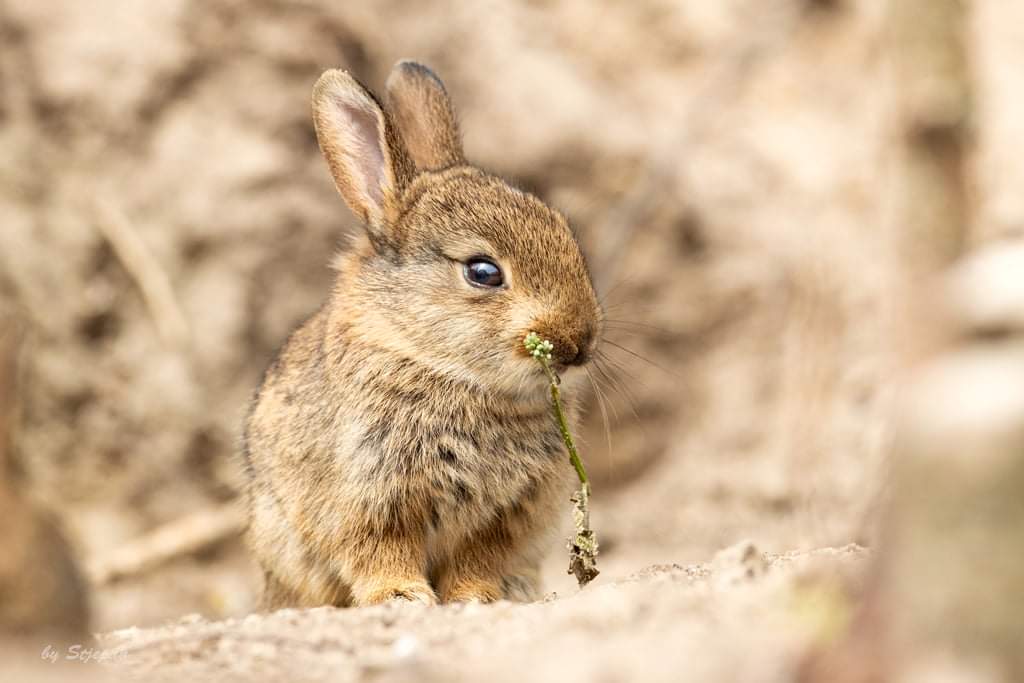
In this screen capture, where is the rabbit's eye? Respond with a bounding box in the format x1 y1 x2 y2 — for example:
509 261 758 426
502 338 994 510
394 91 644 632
464 258 504 288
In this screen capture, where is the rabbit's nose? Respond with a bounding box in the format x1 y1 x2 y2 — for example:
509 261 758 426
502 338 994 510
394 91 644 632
527 329 578 367
565 322 598 367
564 330 596 366
565 345 590 367
552 339 581 367
527 317 597 367
552 327 595 367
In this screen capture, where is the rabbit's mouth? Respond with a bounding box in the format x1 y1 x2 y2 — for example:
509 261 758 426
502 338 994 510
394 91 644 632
562 344 593 368
546 339 597 373
516 324 598 369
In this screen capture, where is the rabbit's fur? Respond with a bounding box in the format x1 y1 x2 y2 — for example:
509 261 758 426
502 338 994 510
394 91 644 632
244 61 601 608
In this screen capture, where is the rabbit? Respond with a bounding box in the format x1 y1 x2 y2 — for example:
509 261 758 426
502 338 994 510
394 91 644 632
243 60 602 608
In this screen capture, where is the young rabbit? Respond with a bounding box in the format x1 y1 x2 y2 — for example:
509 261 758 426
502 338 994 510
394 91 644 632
244 61 601 608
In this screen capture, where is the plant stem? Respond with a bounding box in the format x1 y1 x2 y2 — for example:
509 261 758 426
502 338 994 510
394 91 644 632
540 360 589 490
525 338 598 587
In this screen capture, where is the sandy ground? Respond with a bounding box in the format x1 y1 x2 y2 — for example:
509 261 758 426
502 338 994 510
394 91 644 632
10 543 866 682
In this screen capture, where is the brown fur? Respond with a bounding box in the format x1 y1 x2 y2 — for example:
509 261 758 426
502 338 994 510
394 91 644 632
244 62 601 608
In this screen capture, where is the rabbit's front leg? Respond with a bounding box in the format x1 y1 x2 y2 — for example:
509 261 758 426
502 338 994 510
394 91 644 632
436 505 544 606
436 514 518 603
437 473 562 603
347 527 438 606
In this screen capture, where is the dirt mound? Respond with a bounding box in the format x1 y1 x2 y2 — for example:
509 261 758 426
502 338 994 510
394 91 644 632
87 544 865 682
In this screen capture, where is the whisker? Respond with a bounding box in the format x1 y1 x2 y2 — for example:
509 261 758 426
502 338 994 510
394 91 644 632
594 348 649 413
601 327 668 345
593 356 644 425
600 305 661 321
584 367 615 476
596 275 640 309
595 348 644 387
588 361 621 425
598 358 643 438
599 297 661 313
602 319 674 335
593 358 656 459
601 339 680 378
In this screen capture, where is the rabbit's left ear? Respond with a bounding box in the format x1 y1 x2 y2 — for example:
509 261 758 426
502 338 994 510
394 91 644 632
386 60 464 171
312 69 414 235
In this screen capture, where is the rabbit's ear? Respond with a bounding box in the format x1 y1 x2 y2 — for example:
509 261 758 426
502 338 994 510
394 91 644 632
312 69 414 234
385 61 464 171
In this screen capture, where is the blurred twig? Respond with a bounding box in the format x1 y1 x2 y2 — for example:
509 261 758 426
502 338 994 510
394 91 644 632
0 319 19 481
92 197 191 348
0 315 92 637
86 502 245 585
892 0 972 272
801 3 986 681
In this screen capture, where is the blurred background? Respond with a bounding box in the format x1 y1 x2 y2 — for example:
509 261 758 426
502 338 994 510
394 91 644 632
0 0 1021 642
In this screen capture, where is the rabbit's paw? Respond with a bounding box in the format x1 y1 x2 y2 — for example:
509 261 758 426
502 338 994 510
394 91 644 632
356 580 438 607
439 577 503 604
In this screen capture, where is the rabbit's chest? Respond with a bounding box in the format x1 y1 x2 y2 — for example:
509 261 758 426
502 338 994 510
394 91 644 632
424 411 562 507
424 426 557 528
352 398 568 536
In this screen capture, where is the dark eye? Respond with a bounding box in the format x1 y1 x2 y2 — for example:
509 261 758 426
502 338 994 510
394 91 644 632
463 257 504 288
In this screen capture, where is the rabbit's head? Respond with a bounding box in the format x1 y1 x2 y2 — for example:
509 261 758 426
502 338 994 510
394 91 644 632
313 61 601 395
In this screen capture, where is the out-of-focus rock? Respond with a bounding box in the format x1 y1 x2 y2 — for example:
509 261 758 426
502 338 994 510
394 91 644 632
884 344 1024 680
802 241 1024 682
947 242 1024 336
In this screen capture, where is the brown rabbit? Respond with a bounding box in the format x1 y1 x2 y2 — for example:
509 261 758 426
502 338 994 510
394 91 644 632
243 61 601 608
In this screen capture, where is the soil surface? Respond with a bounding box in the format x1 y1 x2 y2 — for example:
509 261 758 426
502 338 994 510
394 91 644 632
73 544 864 682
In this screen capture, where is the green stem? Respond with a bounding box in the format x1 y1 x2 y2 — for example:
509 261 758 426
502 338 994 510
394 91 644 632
525 332 599 586
540 359 589 489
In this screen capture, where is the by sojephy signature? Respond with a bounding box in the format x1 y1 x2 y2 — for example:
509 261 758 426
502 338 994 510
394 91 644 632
40 643 128 664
